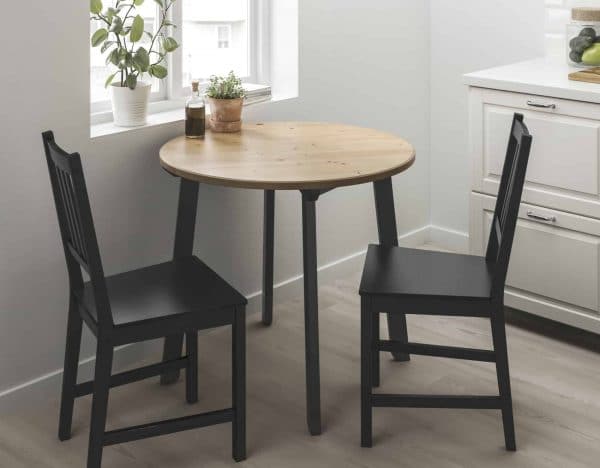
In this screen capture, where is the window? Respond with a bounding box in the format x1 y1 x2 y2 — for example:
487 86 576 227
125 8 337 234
180 0 253 88
217 25 232 49
91 0 270 118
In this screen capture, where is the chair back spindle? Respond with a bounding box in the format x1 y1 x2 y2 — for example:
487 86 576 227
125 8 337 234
42 131 113 328
484 114 533 301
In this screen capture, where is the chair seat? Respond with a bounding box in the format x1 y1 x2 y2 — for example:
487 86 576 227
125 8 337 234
79 256 247 326
359 245 494 300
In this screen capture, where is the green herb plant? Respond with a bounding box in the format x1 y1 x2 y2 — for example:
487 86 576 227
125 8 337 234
90 0 179 90
206 71 246 99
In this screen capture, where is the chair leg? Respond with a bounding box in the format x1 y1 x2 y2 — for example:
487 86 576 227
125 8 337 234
186 331 199 404
87 341 113 468
490 308 516 451
372 178 410 362
361 297 373 448
372 312 380 388
232 307 246 462
160 334 184 385
58 294 83 441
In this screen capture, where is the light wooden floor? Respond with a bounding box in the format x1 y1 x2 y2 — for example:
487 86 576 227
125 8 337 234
2 269 600 467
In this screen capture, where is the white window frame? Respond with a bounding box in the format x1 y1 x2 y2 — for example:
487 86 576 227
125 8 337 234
91 0 271 123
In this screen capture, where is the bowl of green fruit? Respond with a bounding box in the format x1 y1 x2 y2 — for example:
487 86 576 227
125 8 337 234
568 8 600 67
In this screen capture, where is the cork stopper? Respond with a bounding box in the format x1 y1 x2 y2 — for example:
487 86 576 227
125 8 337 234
572 7 600 22
191 80 200 92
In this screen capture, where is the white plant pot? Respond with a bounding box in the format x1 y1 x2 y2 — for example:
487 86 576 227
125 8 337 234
110 81 151 127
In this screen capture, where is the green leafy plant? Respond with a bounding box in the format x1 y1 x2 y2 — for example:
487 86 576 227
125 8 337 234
206 71 246 99
90 0 179 90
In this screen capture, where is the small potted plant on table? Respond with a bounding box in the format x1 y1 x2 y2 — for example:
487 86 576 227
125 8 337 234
206 72 246 133
90 0 179 127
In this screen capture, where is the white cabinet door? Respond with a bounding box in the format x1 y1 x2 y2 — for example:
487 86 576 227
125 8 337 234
470 192 600 334
470 87 600 219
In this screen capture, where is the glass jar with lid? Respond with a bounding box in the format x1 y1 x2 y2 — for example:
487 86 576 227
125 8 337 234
567 8 600 67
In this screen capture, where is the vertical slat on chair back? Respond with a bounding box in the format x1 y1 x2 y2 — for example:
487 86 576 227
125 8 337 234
485 114 533 301
42 132 113 328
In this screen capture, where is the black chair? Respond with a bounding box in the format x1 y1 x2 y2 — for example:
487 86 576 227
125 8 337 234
359 113 532 451
42 131 247 468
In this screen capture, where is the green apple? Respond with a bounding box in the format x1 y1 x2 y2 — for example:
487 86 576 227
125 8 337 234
582 43 600 65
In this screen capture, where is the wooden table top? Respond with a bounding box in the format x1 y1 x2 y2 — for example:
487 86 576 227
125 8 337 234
159 122 416 190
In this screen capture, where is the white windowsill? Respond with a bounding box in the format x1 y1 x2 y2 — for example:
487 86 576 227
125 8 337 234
91 106 184 139
90 85 278 140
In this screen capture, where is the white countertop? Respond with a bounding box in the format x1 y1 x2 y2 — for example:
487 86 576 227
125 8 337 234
464 57 600 104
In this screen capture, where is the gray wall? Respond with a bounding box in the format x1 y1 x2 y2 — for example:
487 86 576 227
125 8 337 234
429 0 545 235
0 0 430 398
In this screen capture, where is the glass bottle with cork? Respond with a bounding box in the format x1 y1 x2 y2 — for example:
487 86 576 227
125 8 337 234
185 80 206 139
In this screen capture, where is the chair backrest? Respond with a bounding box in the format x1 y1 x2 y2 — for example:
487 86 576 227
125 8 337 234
485 114 533 302
42 131 113 327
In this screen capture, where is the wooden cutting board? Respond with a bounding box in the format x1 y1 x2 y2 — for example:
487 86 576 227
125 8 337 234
569 67 600 84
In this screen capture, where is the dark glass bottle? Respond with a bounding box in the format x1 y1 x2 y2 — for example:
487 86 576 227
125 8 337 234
185 80 206 139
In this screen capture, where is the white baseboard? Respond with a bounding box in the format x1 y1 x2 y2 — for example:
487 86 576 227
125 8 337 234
0 226 430 410
0 341 159 412
428 225 470 254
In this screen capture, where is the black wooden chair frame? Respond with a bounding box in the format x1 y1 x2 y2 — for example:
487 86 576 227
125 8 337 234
359 114 533 451
43 131 246 468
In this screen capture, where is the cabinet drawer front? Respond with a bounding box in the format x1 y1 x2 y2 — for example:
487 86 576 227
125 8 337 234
470 193 600 313
470 88 600 218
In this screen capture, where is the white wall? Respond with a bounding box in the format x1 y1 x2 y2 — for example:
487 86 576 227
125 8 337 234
0 0 430 400
429 0 545 239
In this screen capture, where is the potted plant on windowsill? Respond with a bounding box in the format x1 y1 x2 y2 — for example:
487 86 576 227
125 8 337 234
206 72 246 133
90 0 179 127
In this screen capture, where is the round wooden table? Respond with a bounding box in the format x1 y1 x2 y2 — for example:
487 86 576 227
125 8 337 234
158 122 415 436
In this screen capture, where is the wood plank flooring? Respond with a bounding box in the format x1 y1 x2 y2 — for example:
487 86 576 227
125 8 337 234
1 269 599 467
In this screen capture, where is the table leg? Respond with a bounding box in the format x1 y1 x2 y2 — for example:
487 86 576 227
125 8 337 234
161 178 200 385
301 190 322 436
262 190 275 326
373 178 410 362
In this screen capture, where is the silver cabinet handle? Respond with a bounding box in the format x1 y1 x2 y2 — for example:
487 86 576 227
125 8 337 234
526 211 556 223
526 100 556 109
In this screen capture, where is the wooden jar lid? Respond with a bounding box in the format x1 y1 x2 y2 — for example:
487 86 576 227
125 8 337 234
572 7 600 22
